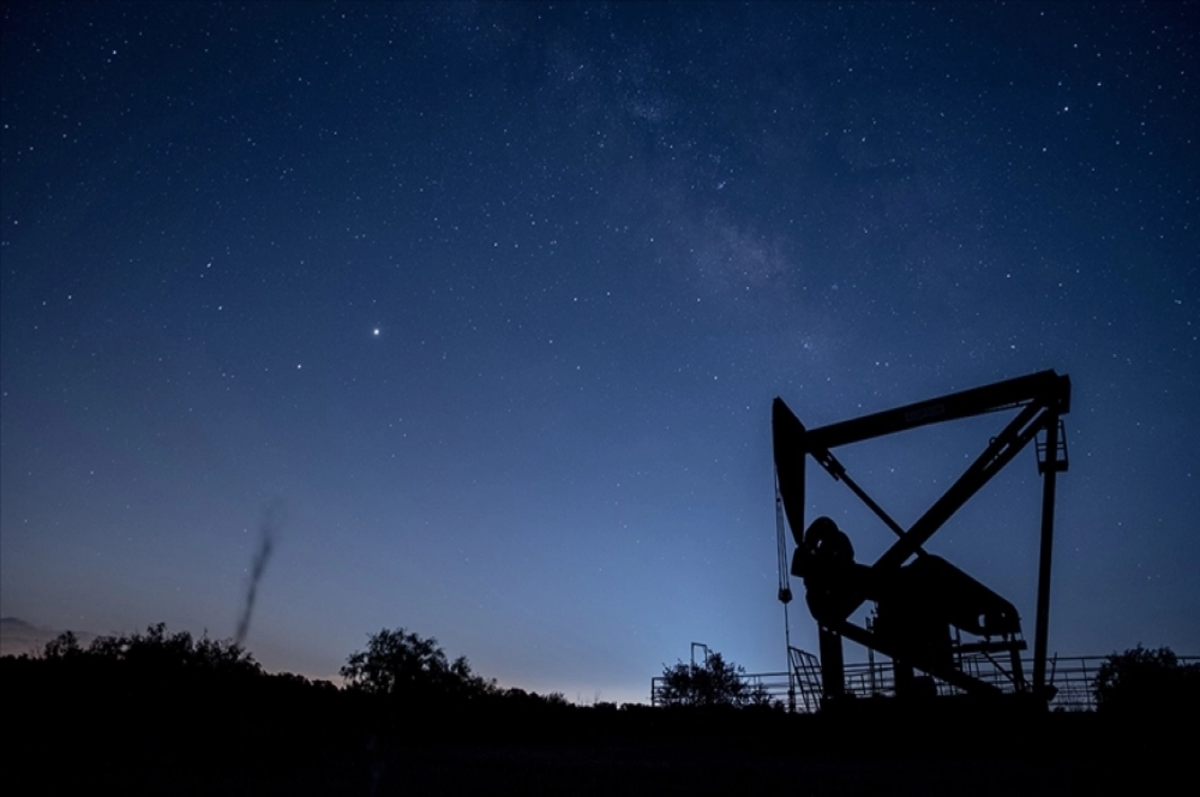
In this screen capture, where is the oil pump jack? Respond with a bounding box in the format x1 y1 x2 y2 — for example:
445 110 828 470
773 370 1070 706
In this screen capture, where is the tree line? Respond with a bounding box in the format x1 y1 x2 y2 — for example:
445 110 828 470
9 622 577 716
6 622 1197 716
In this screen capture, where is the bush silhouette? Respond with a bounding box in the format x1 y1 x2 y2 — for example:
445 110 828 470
38 621 261 677
658 651 749 707
1094 645 1200 715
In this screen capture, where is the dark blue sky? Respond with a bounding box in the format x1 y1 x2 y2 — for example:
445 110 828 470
2 1 1197 703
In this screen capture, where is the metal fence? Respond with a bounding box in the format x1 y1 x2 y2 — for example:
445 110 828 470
650 652 1200 712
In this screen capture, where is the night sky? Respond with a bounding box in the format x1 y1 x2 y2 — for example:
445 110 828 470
2 2 1197 704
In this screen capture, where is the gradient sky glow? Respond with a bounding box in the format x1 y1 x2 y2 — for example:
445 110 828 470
2 1 1197 704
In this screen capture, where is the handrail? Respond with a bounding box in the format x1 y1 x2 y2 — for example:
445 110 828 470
649 653 1200 711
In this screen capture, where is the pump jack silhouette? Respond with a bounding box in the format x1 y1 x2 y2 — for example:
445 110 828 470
773 370 1070 705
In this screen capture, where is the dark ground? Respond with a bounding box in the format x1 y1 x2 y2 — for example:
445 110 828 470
5 652 1186 795
11 697 1185 795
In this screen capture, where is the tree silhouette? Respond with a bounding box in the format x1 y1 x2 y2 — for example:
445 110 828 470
341 627 493 705
42 630 84 660
658 651 749 707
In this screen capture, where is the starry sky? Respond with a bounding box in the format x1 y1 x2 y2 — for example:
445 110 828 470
2 1 1197 704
